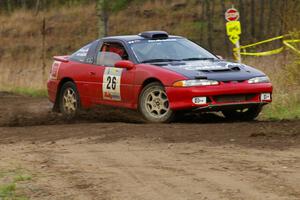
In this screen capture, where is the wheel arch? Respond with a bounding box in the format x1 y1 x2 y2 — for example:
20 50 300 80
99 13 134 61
53 77 75 112
142 77 163 87
136 77 164 110
139 77 164 96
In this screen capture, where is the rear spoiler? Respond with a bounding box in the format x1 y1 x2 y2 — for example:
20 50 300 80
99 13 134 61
53 55 70 63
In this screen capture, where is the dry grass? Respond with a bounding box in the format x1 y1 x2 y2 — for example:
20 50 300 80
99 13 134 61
243 54 300 120
0 4 98 89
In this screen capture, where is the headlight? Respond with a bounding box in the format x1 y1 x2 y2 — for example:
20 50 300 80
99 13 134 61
173 79 219 87
248 76 270 84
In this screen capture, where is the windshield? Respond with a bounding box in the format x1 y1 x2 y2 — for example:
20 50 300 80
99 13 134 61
129 38 217 63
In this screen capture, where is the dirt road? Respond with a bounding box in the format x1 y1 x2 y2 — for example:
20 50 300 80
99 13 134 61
0 92 299 200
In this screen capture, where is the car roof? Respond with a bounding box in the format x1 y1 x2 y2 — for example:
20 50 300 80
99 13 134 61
102 35 184 42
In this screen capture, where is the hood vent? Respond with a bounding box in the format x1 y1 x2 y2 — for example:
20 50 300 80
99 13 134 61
139 31 169 39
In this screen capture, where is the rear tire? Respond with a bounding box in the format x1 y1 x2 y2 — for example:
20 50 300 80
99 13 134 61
139 82 174 123
222 105 262 121
59 81 81 118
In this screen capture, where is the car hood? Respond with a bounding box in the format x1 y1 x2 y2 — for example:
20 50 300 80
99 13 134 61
153 60 266 81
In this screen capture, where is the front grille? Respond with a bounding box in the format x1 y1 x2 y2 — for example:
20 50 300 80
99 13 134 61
222 80 245 83
213 94 256 103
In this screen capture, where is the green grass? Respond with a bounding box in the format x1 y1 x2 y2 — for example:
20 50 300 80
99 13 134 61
243 53 300 121
0 183 16 198
0 169 31 200
9 87 47 97
260 88 300 120
262 103 300 120
13 175 32 182
0 182 29 200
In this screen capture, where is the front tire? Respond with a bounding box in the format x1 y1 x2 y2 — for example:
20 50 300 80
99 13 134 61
59 81 81 118
139 82 174 123
222 105 262 121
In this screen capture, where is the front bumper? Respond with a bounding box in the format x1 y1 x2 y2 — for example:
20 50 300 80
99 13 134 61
166 82 272 111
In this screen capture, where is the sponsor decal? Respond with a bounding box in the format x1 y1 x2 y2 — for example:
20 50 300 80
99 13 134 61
128 40 142 44
75 46 89 57
166 61 235 71
128 39 178 44
102 67 123 101
147 39 177 43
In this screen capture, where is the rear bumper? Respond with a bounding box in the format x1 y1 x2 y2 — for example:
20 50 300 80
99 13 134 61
47 79 59 103
166 82 272 111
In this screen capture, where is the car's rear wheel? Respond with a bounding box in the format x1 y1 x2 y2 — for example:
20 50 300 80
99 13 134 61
139 82 174 123
59 81 80 118
222 105 262 121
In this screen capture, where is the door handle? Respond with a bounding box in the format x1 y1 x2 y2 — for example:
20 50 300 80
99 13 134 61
90 72 96 76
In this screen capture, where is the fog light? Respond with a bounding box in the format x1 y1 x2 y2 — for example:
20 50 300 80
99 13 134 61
261 93 271 101
192 97 207 105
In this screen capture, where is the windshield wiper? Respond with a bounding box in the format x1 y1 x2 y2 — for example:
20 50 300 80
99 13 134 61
181 57 215 61
141 58 181 63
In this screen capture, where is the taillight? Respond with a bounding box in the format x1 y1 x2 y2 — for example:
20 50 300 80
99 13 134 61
50 61 61 80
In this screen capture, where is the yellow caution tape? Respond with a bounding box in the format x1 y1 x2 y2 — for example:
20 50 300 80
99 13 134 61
233 34 300 57
238 35 284 49
283 39 300 55
239 47 284 56
284 39 300 43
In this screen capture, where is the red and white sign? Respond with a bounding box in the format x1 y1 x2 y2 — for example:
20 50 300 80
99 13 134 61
225 8 240 22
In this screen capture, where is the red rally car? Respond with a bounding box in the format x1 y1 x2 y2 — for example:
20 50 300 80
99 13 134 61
47 31 272 122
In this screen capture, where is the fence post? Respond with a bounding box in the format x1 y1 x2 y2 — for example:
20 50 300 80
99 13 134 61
41 16 46 84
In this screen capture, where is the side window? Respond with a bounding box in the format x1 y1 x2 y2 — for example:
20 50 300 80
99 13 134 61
85 40 100 64
70 43 92 63
96 42 129 66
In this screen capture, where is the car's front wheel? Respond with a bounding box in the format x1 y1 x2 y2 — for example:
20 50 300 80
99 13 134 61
222 105 262 121
139 82 174 123
59 81 81 118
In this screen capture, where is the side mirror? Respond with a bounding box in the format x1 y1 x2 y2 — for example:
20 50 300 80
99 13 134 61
115 60 134 70
217 55 224 60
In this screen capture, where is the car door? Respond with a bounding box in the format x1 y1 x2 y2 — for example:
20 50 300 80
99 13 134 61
90 40 135 107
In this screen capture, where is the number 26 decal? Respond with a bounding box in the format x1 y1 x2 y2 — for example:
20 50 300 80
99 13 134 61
103 67 123 101
106 76 117 90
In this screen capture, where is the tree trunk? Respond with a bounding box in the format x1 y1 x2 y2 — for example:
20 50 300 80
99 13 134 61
239 0 245 28
206 0 213 50
102 11 109 36
97 0 109 38
250 0 256 39
259 0 265 39
279 0 288 66
35 0 41 15
221 0 230 57
278 0 287 36
22 0 27 9
41 17 47 83
267 0 273 35
6 0 12 13
200 1 205 44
